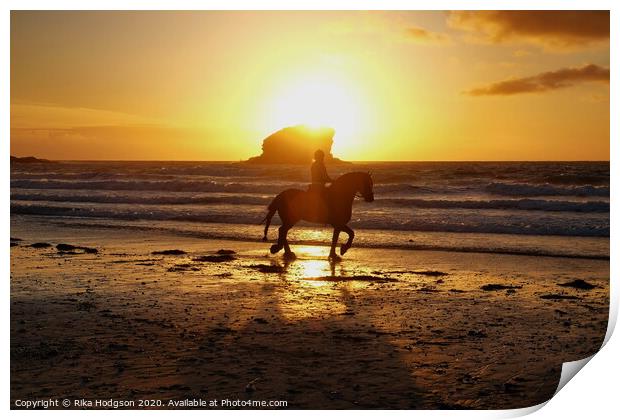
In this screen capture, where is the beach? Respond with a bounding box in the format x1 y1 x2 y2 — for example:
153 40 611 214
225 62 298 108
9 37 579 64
10 216 609 409
10 8 612 412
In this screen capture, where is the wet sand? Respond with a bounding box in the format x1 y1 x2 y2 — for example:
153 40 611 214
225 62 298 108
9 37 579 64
10 223 609 409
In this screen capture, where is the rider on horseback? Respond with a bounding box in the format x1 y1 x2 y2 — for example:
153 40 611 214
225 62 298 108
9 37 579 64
310 149 332 191
309 149 332 220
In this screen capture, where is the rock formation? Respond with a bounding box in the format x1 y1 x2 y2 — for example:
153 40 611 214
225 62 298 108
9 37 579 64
10 156 51 164
246 125 345 164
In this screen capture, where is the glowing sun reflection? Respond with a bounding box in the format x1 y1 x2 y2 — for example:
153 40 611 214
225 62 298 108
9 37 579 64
275 246 347 319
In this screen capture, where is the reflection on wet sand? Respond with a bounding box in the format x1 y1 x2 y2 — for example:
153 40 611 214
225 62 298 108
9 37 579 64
199 252 422 408
255 246 378 321
10 234 609 409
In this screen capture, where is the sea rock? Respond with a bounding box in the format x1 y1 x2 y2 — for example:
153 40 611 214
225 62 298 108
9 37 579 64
413 270 448 277
305 275 396 283
540 294 581 300
480 284 522 292
30 242 52 248
246 125 346 164
10 155 52 164
558 279 597 290
56 243 98 254
249 264 284 274
168 264 199 272
216 249 236 255
152 249 187 255
193 254 236 263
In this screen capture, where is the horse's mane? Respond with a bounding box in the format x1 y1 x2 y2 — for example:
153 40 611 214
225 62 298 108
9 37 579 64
333 171 369 184
331 172 371 193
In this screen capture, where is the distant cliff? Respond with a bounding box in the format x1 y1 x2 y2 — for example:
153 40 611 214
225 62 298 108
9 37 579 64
246 125 346 164
10 156 52 164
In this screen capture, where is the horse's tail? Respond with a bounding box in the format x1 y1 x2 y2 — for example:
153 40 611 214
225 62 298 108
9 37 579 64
261 194 281 241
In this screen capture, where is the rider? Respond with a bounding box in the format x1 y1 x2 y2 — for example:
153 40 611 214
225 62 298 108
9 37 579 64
309 149 332 217
310 149 332 191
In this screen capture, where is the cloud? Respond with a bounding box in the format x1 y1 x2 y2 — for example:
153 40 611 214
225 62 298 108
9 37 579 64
10 103 161 129
404 25 450 44
10 124 205 160
448 11 609 50
512 49 532 58
465 64 609 96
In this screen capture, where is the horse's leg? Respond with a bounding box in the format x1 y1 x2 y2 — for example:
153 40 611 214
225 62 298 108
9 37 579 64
340 225 355 256
329 227 342 260
270 224 289 254
270 213 286 254
281 225 296 260
270 236 283 254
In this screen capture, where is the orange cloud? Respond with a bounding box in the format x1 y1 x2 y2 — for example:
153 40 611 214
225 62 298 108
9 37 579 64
404 26 450 44
10 125 208 160
465 64 609 96
448 11 609 50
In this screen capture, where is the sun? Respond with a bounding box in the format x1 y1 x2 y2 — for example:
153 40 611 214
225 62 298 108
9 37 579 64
257 68 375 158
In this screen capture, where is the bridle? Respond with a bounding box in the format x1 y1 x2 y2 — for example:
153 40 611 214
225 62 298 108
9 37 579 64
354 174 373 200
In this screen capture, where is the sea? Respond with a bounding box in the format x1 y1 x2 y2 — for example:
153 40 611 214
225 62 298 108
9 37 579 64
10 161 610 259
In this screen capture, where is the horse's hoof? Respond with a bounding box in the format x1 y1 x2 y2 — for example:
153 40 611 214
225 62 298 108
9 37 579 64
328 253 342 262
340 244 351 256
270 244 282 254
283 251 297 261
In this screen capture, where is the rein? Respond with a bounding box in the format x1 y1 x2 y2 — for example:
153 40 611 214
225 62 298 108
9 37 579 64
331 173 369 200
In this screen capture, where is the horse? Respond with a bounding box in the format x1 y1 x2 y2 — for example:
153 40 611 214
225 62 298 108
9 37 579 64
261 171 374 260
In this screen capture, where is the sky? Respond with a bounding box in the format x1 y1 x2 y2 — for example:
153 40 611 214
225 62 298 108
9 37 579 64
10 11 610 161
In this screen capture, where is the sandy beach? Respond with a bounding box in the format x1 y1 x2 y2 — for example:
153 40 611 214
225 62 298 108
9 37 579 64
10 8 612 412
10 217 609 409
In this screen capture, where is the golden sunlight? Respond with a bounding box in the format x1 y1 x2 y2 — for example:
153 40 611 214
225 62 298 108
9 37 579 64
256 68 376 157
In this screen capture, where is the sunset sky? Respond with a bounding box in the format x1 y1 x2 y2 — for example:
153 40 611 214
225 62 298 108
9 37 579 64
10 11 610 161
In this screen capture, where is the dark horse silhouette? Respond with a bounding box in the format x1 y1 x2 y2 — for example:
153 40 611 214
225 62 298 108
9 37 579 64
262 172 374 259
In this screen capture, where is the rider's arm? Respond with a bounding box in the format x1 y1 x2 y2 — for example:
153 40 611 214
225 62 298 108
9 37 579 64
321 164 332 183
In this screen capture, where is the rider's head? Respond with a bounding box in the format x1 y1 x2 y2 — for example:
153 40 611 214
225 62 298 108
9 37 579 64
314 149 325 162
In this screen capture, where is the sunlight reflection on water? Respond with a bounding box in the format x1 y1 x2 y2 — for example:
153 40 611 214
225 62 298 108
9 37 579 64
274 245 348 319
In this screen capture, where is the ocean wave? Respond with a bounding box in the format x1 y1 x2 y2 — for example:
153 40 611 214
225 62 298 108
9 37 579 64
10 203 609 237
11 192 270 206
380 197 609 212
11 192 610 213
14 216 609 260
11 173 610 199
10 179 297 194
12 161 609 187
10 178 443 196
538 173 609 186
486 182 609 197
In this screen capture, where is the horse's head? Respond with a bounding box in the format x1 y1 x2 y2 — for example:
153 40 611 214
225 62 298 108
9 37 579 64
333 171 375 202
360 172 374 202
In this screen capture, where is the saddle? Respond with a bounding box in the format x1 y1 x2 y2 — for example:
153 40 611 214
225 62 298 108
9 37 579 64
306 184 330 223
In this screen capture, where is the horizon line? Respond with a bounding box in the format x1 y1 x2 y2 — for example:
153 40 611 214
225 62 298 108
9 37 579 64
10 157 611 163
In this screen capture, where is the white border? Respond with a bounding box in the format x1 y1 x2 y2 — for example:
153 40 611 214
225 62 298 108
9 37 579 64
3 1 617 419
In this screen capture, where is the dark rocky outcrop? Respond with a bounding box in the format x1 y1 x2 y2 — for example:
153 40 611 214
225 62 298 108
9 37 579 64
152 249 187 256
29 242 52 248
558 279 597 290
10 156 51 164
193 254 236 263
56 243 98 254
246 125 346 164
